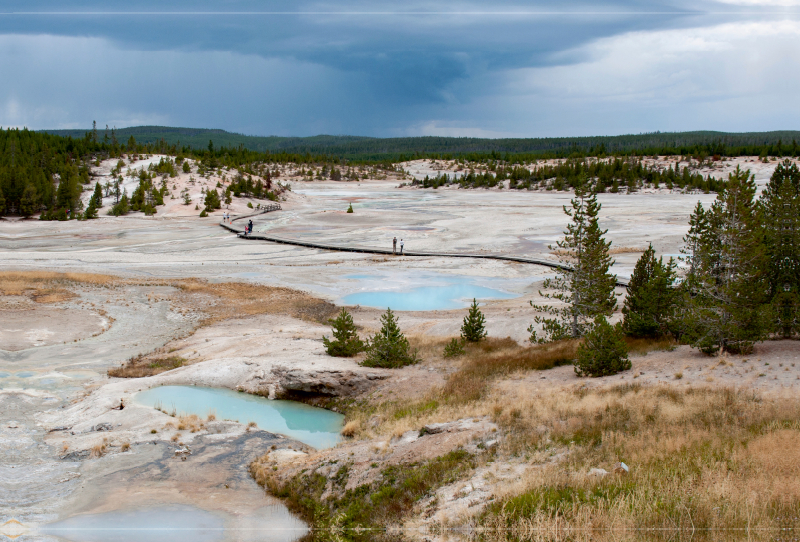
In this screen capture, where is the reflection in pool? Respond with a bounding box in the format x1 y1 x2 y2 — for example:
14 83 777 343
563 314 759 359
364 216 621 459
41 504 306 542
343 275 516 311
135 386 344 449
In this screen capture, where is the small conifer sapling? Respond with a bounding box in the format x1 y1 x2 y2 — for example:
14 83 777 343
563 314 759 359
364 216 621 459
443 337 466 358
461 298 487 342
363 308 418 368
322 308 365 357
575 317 631 377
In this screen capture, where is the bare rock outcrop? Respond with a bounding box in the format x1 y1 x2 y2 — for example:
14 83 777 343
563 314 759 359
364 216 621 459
271 367 387 397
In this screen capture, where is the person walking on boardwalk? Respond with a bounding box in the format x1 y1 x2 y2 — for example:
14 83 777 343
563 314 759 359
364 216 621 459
393 237 397 255
247 219 253 235
400 239 404 255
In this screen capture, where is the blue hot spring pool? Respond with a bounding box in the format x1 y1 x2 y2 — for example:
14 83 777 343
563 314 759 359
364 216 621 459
135 386 344 449
342 275 516 311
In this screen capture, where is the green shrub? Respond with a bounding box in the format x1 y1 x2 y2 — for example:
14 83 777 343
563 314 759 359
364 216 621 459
575 317 630 377
204 189 221 211
322 308 365 357
461 298 487 342
199 209 208 217
108 194 130 216
347 203 354 213
443 337 466 358
247 202 253 209
363 308 418 368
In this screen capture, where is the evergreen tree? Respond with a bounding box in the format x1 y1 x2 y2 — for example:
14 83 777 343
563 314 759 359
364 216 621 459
0 186 5 216
443 337 466 358
681 166 769 354
622 245 678 338
574 316 631 377
84 181 103 219
461 298 487 342
682 200 709 287
322 308 365 357
759 159 800 337
529 179 617 342
84 202 98 219
363 308 418 368
109 193 130 216
19 185 38 217
55 166 81 215
204 189 221 211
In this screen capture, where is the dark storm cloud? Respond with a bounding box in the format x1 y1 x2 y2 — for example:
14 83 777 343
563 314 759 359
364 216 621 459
0 0 798 135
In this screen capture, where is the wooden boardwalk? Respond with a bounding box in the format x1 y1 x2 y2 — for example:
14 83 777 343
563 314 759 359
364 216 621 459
220 207 629 287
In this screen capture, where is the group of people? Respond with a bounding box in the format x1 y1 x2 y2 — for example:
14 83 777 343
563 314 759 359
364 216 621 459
392 236 405 255
243 219 253 235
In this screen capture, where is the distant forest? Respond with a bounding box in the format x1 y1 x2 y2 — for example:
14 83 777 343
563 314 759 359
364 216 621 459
1 125 799 217
42 125 800 161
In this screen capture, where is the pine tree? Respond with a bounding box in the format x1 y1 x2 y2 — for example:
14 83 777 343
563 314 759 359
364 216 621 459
529 179 617 342
622 245 678 338
84 182 103 219
443 337 466 358
575 316 631 377
322 308 365 357
19 185 38 217
681 166 769 354
681 201 709 287
759 159 800 337
363 308 418 368
56 166 81 214
109 193 129 216
461 298 487 342
204 189 221 211
0 186 5 216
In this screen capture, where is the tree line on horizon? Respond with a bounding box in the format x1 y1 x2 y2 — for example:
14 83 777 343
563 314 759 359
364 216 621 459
2 125 799 217
41 125 800 162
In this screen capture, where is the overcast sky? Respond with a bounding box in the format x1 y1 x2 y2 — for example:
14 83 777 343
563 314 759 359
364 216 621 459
1 0 799 137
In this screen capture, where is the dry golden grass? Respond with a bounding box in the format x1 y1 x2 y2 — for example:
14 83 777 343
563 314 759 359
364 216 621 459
341 339 577 440
440 339 577 403
0 270 115 304
624 335 677 356
483 384 800 533
174 279 337 325
608 246 647 255
0 270 117 292
174 414 204 433
108 354 186 378
340 420 360 437
90 442 107 458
